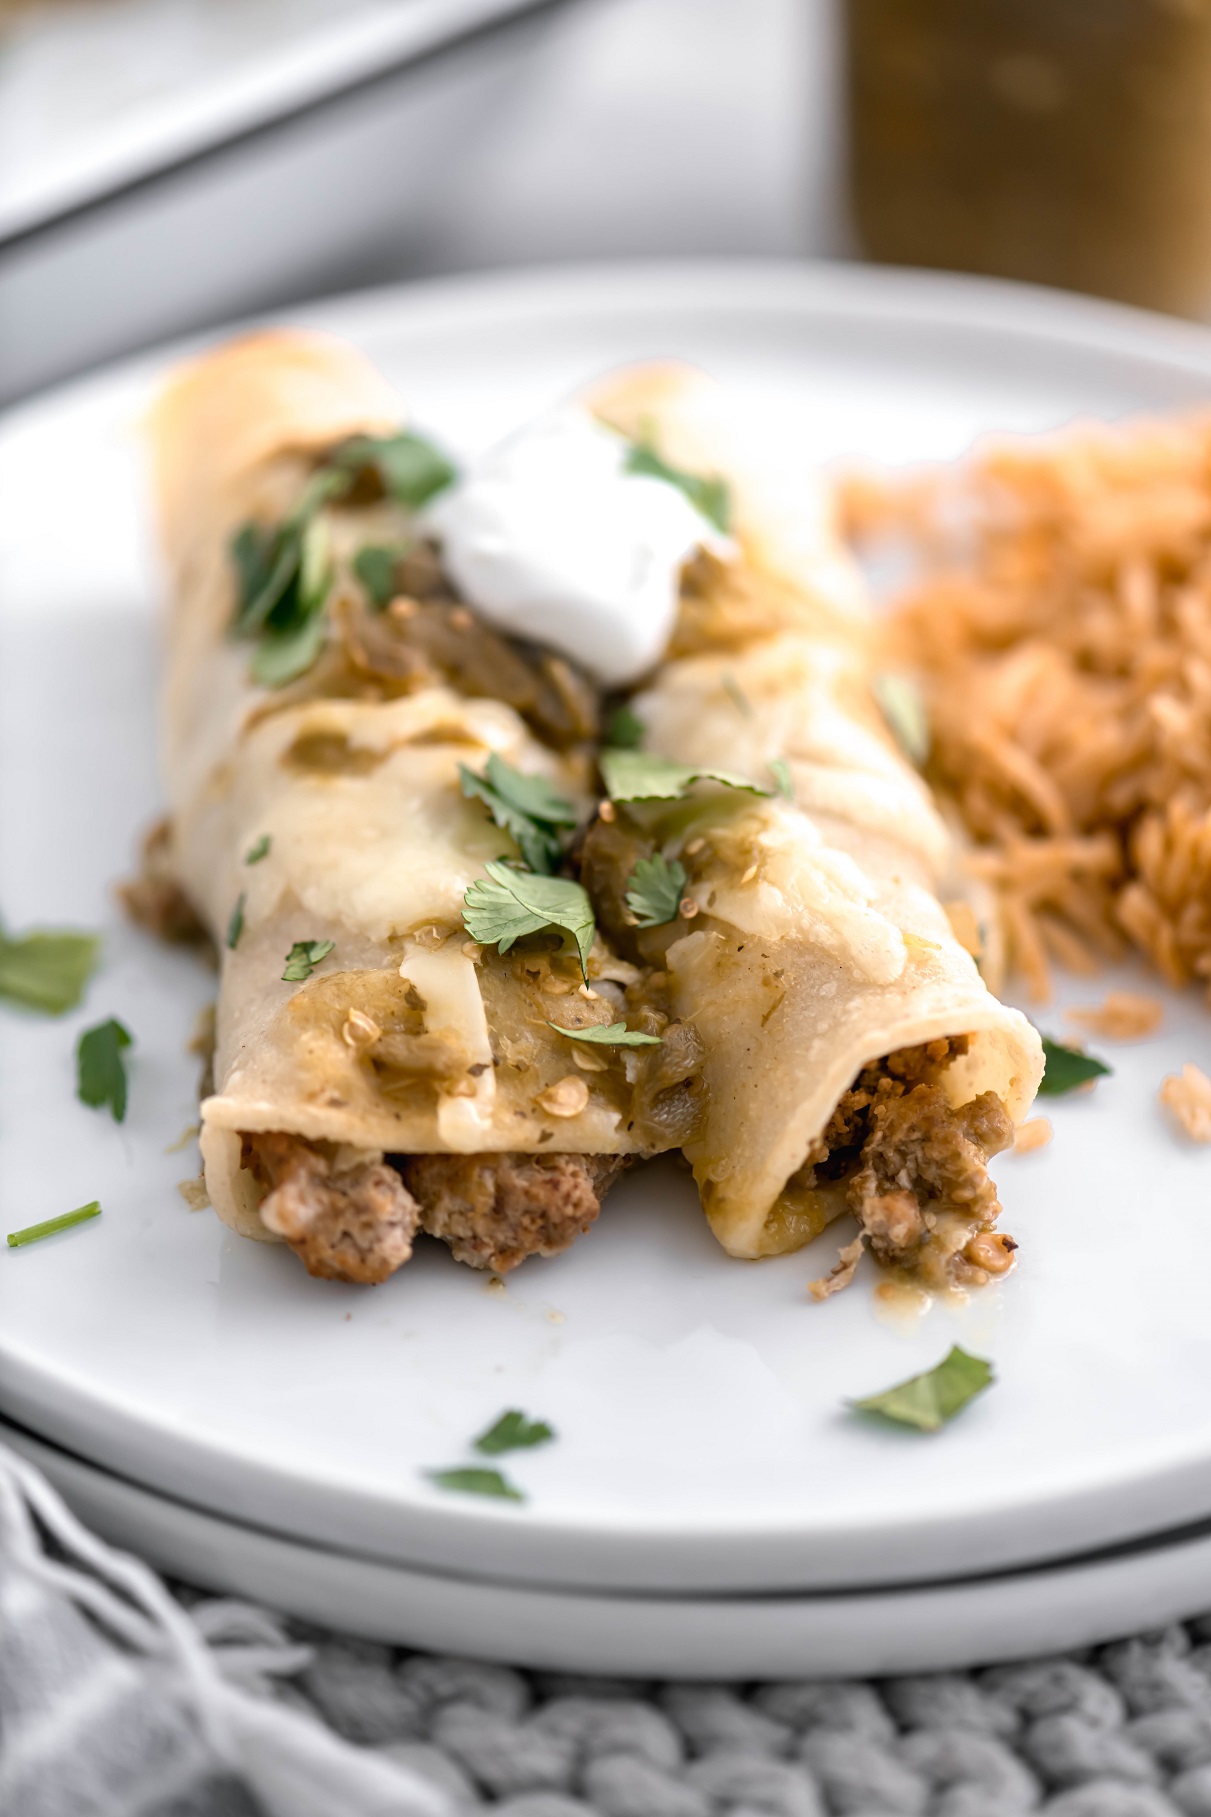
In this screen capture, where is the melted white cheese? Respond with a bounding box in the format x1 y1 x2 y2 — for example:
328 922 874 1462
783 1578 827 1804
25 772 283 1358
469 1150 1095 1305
424 407 730 688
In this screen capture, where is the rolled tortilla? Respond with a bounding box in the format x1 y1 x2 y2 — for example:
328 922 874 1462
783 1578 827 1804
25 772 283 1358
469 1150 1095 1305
148 333 698 1281
586 366 1044 1286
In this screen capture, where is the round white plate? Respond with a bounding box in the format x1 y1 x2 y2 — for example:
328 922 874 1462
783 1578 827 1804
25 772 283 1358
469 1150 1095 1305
9 1414 1211 1678
5 262 1211 1599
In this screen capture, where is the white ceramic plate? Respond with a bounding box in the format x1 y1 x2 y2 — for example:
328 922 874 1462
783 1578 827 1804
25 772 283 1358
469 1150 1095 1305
9 1414 1211 1678
5 263 1211 1600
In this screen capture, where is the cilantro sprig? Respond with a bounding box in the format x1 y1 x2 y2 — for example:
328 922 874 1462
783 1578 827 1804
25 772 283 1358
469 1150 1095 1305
230 428 454 688
605 703 645 749
624 853 686 928
76 1018 133 1124
0 923 99 1015
426 1406 555 1502
459 756 576 876
282 939 335 983
601 748 769 804
333 430 455 509
1038 1035 1112 1096
463 863 595 979
623 440 731 534
848 1346 993 1433
547 1020 662 1048
353 542 407 610
425 1467 522 1502
474 1410 556 1456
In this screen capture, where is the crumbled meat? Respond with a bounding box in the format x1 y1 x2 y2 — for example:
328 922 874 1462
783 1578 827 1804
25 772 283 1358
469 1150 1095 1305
119 818 211 948
244 1132 420 1284
400 1151 628 1272
808 1233 866 1302
793 1038 1015 1289
848 1086 1013 1264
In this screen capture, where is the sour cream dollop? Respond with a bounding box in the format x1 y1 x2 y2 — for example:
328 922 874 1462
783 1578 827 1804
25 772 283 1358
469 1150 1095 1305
424 407 731 689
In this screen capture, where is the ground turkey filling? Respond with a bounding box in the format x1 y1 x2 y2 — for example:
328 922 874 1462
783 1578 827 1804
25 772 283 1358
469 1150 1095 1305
242 1134 626 1285
797 1037 1017 1290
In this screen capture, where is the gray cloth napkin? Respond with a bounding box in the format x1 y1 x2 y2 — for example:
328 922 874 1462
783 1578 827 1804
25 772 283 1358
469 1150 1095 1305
0 1441 448 1817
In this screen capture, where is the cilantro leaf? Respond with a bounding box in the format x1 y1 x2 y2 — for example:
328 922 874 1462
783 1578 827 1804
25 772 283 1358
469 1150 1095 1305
459 756 577 876
226 893 245 951
600 748 769 803
0 925 99 1015
623 440 731 533
335 430 456 509
1038 1035 1112 1096
426 1466 523 1502
848 1346 994 1432
625 853 686 927
474 1410 556 1456
7 1200 101 1249
282 939 335 983
244 835 271 865
769 757 794 800
605 703 645 749
873 672 930 767
463 862 595 978
76 1018 133 1124
480 757 578 829
230 468 347 640
547 1020 662 1048
353 543 405 611
248 516 332 688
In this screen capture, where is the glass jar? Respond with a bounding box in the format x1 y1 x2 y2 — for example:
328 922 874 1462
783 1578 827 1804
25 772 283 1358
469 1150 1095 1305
845 0 1211 317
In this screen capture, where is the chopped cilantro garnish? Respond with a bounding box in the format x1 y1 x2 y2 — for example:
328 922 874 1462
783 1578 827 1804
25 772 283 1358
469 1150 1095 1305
226 893 245 951
353 543 406 611
848 1346 993 1432
334 430 456 509
769 757 794 800
0 924 99 1015
605 703 645 749
547 1020 661 1048
244 835 271 865
459 755 576 876
282 939 335 983
463 862 595 979
873 672 930 768
246 515 332 688
624 853 687 928
230 468 346 640
600 748 769 804
1037 1035 1112 1096
474 1410 556 1456
76 1018 132 1124
426 1466 523 1502
623 440 731 534
7 1200 102 1250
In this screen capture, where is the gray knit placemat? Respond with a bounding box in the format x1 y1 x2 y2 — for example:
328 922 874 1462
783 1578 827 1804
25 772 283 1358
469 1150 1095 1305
256 1607 1211 1816
8 1428 1211 1817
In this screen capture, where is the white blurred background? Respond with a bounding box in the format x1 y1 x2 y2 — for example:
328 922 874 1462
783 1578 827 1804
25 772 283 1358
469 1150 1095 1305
0 0 845 404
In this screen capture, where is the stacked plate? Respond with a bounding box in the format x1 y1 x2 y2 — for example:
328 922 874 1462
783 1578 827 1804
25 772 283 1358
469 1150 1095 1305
5 263 1211 1675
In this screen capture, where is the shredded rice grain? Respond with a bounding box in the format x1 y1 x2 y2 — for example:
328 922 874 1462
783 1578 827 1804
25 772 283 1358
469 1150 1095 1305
856 412 1211 1002
1159 1063 1211 1142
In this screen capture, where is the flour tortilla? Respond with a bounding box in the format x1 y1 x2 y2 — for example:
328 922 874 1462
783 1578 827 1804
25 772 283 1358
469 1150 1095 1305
150 333 647 1243
591 365 1044 1257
